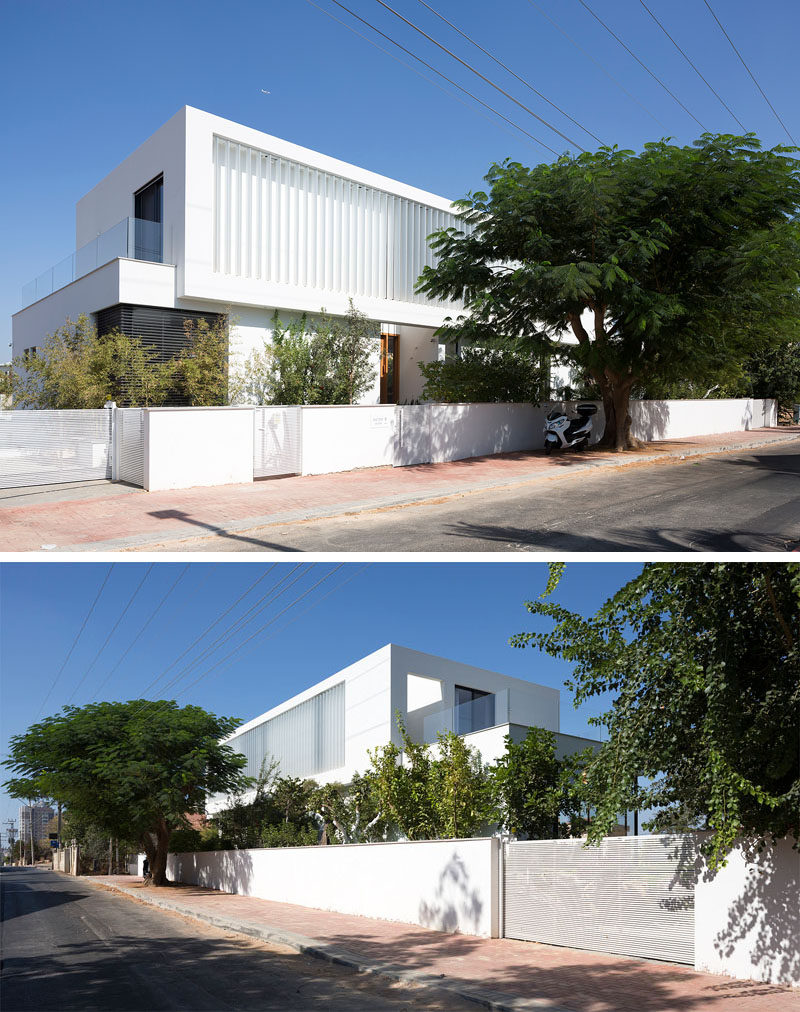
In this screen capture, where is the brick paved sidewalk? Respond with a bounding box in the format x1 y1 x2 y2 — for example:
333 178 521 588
88 875 798 1012
1 427 798 552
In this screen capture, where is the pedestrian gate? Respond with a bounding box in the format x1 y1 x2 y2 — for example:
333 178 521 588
503 835 699 964
253 406 302 478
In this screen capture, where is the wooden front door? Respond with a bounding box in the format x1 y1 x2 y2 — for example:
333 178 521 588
380 333 399 404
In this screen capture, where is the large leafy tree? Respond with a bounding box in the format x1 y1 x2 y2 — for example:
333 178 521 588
3 700 249 885
512 563 799 867
417 136 800 450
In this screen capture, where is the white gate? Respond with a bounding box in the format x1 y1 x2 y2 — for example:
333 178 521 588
504 835 699 964
253 407 302 478
115 408 145 487
0 409 112 489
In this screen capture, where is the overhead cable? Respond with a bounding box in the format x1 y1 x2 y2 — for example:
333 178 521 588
415 0 605 144
66 564 154 705
368 0 586 150
142 565 347 720
35 564 114 719
320 0 559 154
131 565 279 706
638 0 747 132
701 0 796 144
87 564 191 703
576 0 708 131
525 0 666 129
303 0 527 146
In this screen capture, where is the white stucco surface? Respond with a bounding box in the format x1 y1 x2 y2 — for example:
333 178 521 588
168 837 499 937
143 406 254 491
300 405 398 475
694 837 799 986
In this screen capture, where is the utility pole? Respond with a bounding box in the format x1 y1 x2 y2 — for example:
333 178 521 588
29 801 36 866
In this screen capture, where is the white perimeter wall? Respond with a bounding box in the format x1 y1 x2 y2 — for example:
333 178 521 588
168 837 499 937
301 405 397 475
144 407 253 491
695 837 799 986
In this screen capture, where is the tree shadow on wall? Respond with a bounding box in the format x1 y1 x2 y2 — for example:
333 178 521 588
660 833 800 987
417 850 484 935
170 847 256 901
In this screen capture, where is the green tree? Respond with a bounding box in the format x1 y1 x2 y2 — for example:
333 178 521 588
490 728 595 839
417 136 800 450
419 344 547 403
511 563 800 867
739 341 800 419
368 718 490 839
312 772 386 844
235 303 378 406
176 315 230 405
3 700 249 886
2 316 174 408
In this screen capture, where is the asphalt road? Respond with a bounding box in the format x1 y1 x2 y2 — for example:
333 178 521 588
0 868 472 1011
150 441 800 553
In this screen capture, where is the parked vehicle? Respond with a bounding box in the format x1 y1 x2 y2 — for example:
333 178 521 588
543 403 598 453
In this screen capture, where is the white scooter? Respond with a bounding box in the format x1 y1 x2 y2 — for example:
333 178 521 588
543 403 598 454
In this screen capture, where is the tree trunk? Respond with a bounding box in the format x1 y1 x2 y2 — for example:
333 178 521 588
595 372 645 451
142 820 172 887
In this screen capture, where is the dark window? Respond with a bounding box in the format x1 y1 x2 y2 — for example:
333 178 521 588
134 175 163 262
94 303 225 405
454 685 495 734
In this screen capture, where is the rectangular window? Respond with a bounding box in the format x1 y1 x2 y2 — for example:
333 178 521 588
134 175 163 262
454 685 495 735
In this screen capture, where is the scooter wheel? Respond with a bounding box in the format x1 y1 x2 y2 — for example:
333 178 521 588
544 443 553 455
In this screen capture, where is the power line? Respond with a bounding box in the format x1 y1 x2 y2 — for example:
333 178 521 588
369 0 587 150
525 0 666 129
131 565 279 706
141 565 347 722
66 564 155 705
414 0 605 145
701 0 796 144
638 0 746 132
318 0 559 155
35 564 115 720
145 564 310 706
87 564 191 704
576 0 708 132
303 0 527 148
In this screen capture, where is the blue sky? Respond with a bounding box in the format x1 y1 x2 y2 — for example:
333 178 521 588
0 560 641 834
2 0 798 355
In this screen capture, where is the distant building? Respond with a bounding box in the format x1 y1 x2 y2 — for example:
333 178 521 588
18 803 55 843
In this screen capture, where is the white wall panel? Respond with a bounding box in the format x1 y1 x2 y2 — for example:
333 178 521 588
213 136 466 308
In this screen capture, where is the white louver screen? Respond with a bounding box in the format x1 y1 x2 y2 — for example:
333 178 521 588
0 409 111 489
504 835 698 964
213 135 465 305
116 408 145 487
253 406 302 478
227 682 345 780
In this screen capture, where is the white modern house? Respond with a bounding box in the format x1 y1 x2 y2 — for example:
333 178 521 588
210 644 597 811
12 106 468 405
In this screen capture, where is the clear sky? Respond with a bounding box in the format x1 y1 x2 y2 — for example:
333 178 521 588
0 560 642 836
2 0 798 355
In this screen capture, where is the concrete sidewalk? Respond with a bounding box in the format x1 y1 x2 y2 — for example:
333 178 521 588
2 427 799 552
85 875 796 1012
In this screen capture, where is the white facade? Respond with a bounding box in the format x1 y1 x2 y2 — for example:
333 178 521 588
13 106 465 404
210 644 596 811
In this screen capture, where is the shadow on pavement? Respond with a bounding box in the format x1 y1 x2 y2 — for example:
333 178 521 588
147 510 300 552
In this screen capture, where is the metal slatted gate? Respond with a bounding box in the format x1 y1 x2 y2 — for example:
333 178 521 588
503 835 698 964
115 408 145 487
0 409 112 489
253 407 302 478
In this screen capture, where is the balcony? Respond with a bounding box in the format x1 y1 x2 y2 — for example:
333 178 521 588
21 217 163 309
423 689 515 741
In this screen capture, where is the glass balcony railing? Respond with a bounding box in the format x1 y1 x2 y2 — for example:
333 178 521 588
21 217 163 308
423 689 513 741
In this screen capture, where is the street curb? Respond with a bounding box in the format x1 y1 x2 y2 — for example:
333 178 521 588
47 430 800 552
82 877 573 1012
